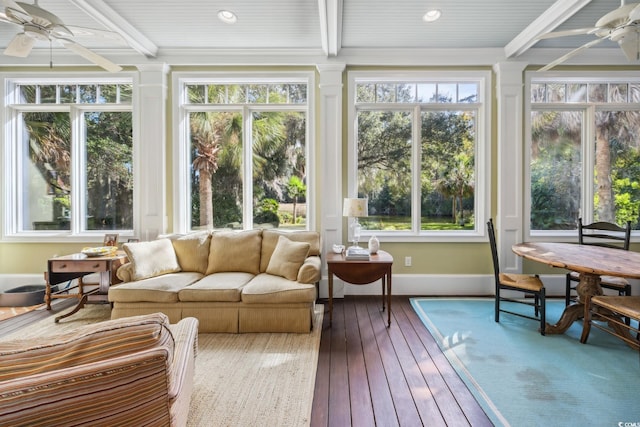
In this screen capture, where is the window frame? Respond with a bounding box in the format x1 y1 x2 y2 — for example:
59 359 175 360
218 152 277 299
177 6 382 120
1 73 138 242
347 70 492 242
525 70 640 240
172 71 316 233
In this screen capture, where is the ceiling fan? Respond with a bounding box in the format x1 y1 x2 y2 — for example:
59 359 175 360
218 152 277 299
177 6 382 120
0 0 123 72
537 0 640 71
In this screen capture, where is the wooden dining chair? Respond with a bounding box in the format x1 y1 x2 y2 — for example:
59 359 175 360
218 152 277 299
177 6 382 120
565 218 631 306
488 219 547 335
581 295 640 350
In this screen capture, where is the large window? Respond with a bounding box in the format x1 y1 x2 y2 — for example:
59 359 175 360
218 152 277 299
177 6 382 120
527 73 640 233
174 73 313 232
3 77 134 238
348 71 490 240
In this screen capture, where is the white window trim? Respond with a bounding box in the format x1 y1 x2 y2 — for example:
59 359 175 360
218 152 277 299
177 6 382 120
524 70 640 240
347 70 492 242
1 72 139 243
171 71 316 234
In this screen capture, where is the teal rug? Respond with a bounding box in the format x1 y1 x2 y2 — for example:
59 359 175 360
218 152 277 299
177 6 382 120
411 298 640 427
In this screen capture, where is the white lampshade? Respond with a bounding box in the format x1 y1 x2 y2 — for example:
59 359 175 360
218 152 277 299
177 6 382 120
343 198 368 217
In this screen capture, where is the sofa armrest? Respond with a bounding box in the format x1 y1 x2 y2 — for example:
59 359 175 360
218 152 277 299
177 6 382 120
0 348 173 426
297 255 321 284
116 262 134 282
166 317 199 427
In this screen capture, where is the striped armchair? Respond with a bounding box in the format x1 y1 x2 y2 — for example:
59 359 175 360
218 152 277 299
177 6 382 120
0 313 198 427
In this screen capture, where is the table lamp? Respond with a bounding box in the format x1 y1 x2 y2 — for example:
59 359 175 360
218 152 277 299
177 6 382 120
343 198 368 248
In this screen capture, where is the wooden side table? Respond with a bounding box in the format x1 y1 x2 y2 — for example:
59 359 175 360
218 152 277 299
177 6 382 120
45 251 127 322
326 249 394 327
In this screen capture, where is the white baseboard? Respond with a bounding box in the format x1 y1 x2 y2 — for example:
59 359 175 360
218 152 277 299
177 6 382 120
318 273 598 299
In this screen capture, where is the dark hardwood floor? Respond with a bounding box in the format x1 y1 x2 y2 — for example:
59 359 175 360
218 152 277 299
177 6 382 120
1 296 492 426
311 296 493 427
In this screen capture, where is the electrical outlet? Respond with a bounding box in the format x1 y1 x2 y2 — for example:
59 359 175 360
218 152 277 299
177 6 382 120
404 256 412 267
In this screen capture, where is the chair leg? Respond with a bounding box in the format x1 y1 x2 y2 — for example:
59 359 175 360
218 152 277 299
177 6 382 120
539 288 546 336
564 274 572 306
495 290 500 323
622 284 632 326
580 297 592 344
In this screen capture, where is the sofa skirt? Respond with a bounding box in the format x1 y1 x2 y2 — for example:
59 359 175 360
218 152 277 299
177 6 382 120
111 301 315 333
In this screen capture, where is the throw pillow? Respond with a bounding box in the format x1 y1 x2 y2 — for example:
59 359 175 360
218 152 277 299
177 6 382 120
206 230 262 275
123 238 181 281
170 231 211 274
266 235 310 281
260 230 320 272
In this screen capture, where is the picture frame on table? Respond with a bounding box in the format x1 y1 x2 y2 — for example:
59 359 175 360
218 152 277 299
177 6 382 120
103 233 119 247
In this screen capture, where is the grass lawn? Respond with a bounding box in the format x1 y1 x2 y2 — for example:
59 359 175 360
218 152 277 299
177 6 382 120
362 216 475 231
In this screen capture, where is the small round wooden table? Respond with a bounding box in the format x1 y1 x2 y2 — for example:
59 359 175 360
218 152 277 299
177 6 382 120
326 249 394 327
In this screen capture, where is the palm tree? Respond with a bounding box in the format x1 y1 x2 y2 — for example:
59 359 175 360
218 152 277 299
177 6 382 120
286 175 306 224
191 123 221 229
190 111 241 229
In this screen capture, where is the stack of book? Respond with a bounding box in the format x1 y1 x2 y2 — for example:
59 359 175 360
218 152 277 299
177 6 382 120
345 247 370 260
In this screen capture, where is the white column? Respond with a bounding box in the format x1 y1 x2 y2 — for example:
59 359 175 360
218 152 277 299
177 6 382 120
493 62 527 273
317 63 345 298
136 64 170 240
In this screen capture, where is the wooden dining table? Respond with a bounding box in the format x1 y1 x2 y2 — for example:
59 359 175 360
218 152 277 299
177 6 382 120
512 242 640 335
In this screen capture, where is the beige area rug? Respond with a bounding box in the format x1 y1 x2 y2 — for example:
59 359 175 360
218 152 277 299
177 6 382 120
0 304 324 427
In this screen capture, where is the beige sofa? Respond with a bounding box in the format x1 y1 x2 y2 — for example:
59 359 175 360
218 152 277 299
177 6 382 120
108 229 321 333
0 313 198 427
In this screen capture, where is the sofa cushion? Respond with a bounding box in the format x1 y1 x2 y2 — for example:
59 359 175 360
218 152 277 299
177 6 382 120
109 272 203 303
265 235 310 281
241 273 316 304
178 272 254 302
260 230 320 272
170 231 211 274
124 239 181 281
206 230 262 275
0 313 174 382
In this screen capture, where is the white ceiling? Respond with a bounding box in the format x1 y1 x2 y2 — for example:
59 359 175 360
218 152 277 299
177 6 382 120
0 0 637 69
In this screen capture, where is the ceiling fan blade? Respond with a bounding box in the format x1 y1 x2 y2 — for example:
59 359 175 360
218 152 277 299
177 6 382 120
2 0 32 23
59 39 122 72
538 38 606 71
616 30 640 61
3 32 34 57
595 3 639 28
537 27 599 40
629 4 640 23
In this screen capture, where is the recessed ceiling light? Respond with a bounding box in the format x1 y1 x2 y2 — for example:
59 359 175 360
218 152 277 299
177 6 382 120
217 10 238 24
423 9 441 22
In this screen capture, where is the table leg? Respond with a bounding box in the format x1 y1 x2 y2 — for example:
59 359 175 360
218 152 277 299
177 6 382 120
328 272 333 327
381 276 386 311
54 287 99 323
387 269 392 327
546 272 602 334
44 271 52 310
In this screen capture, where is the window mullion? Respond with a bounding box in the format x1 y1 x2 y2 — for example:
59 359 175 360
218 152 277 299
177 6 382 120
412 106 421 234
71 107 84 234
